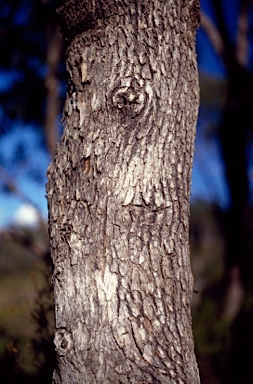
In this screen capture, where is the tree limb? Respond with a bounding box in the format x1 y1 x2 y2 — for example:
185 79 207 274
45 27 63 159
236 0 251 67
201 12 225 60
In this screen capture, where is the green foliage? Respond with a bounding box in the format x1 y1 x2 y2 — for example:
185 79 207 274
0 228 55 383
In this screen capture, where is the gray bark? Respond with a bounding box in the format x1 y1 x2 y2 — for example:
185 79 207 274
47 0 200 382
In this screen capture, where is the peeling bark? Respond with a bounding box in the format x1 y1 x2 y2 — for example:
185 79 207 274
47 1 200 382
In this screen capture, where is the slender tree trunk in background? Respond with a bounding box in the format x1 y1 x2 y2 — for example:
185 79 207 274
45 26 63 159
211 0 251 305
198 4 253 382
47 1 200 382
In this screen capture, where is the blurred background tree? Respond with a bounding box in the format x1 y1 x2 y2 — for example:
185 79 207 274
193 1 253 383
1 0 253 383
0 0 64 381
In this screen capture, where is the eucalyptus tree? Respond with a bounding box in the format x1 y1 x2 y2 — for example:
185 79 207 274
47 1 200 382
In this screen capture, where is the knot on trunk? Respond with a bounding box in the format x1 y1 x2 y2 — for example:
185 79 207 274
54 328 73 356
112 86 145 117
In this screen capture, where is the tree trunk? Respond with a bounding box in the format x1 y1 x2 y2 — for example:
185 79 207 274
47 1 200 382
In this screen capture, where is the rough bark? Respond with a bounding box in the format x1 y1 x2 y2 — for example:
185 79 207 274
47 1 200 382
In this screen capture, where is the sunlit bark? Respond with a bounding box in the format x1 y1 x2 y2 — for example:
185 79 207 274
47 1 200 382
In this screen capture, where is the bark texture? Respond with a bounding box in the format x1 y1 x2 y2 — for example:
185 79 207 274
47 1 200 382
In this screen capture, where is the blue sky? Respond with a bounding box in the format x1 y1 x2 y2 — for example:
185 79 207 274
0 1 239 228
191 120 230 208
0 123 50 227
